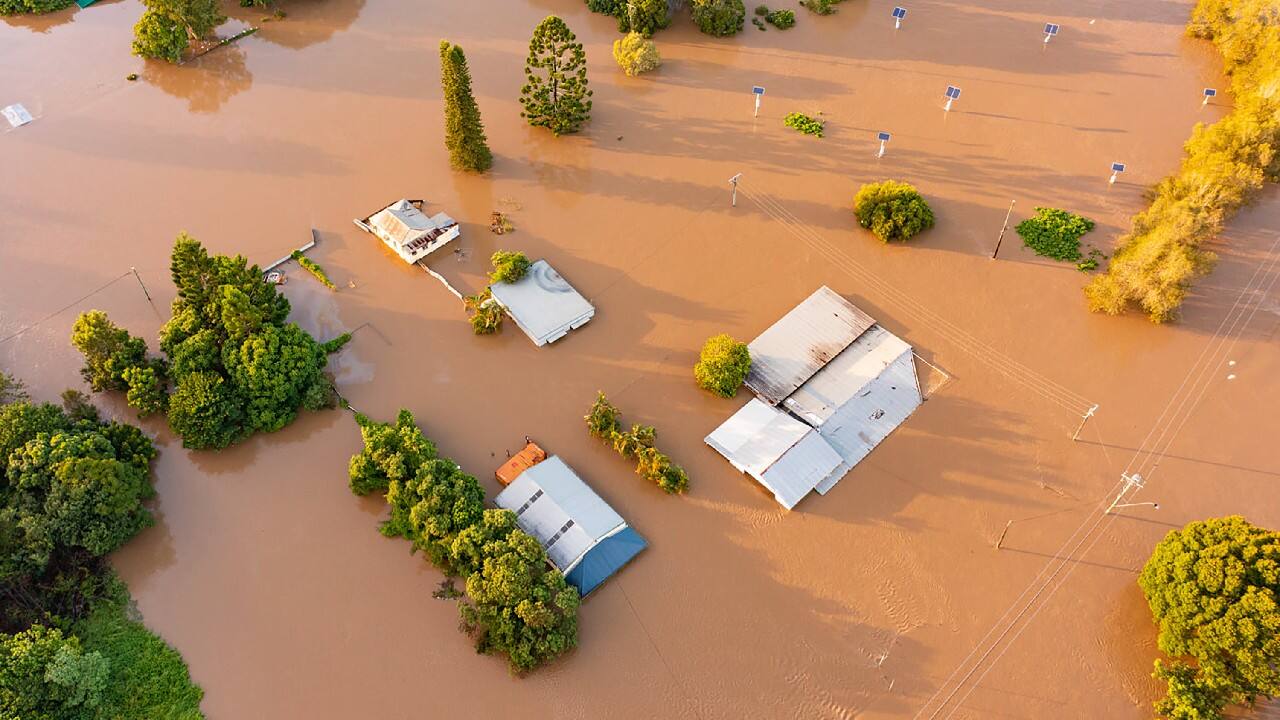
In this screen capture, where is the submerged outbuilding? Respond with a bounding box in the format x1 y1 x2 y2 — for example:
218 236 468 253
706 287 923 509
494 455 646 597
488 260 594 347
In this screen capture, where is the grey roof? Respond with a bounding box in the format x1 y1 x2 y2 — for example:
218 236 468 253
745 286 875 406
493 456 626 573
489 260 594 347
704 398 843 509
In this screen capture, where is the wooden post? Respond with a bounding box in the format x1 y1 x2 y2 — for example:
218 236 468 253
991 200 1015 259
1071 404 1098 442
130 267 154 305
995 520 1012 549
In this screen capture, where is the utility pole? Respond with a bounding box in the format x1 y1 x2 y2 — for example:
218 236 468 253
729 173 742 207
1106 473 1159 514
1071 403 1098 441
991 200 1015 259
130 266 154 305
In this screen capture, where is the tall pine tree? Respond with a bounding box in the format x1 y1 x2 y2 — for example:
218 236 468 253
520 16 593 136
439 41 492 172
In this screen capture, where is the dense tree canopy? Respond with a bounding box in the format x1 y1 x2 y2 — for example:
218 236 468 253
0 624 109 719
0 0 72 15
520 16 593 136
347 410 580 672
692 0 746 36
616 0 670 36
488 250 532 285
694 334 750 398
73 234 340 450
132 0 226 63
613 32 662 77
459 528 580 673
1139 516 1280 720
1086 0 1279 322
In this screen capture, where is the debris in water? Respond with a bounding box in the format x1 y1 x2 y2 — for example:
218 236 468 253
126 73 139 82
489 211 515 235
431 579 462 600
263 270 286 285
2 104 33 129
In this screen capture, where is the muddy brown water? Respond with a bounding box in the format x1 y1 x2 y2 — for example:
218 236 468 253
2 0 1278 717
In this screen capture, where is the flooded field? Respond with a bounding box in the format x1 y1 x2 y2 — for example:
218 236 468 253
2 0 1278 717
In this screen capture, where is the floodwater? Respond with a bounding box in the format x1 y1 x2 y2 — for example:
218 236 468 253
2 0 1278 718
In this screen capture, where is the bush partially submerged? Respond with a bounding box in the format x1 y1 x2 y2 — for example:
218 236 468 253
800 0 844 14
694 334 750 398
767 8 795 28
692 0 745 37
613 32 662 76
0 0 72 14
584 392 689 494
853 180 935 243
784 112 824 137
291 250 336 290
1015 207 1096 263
464 290 504 335
489 250 532 284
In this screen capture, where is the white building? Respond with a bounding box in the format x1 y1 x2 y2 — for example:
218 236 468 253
706 287 923 509
355 199 460 264
488 260 594 347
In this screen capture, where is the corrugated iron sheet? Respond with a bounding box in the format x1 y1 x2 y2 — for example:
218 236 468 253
745 286 875 406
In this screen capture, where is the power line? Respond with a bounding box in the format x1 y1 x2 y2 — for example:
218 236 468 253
0 270 133 346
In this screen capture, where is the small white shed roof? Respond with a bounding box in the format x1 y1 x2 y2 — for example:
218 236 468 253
489 260 594 347
493 455 626 573
704 398 843 509
745 286 875 406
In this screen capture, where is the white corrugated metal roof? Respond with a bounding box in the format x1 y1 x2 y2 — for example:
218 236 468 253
783 325 913 426
745 286 875 406
493 456 626 572
489 260 594 347
704 398 843 510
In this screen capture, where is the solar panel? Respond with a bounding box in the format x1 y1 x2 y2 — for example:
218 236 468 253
1203 88 1217 97
877 131 891 141
752 85 765 95
1044 23 1059 35
892 6 906 18
945 86 961 99
1111 162 1126 172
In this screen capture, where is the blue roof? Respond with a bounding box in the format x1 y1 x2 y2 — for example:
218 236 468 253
565 526 648 597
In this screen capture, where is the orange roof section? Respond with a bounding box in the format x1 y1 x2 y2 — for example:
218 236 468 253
495 442 547 486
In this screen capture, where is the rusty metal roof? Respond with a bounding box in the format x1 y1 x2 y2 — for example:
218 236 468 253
744 286 875 406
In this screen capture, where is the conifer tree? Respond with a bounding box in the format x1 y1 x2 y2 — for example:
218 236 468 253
439 41 492 172
520 16 593 136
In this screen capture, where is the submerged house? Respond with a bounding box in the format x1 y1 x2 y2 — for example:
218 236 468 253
494 455 646 597
705 287 922 509
488 260 594 347
355 198 460 264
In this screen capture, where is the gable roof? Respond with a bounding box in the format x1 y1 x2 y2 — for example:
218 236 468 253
744 286 875 406
368 199 456 252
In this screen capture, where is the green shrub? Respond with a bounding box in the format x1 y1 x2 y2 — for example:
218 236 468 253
1086 0 1279 322
488 250 532 284
464 289 504 335
290 250 336 290
694 334 750 398
692 0 745 37
131 0 225 63
1015 207 1096 262
0 0 72 14
616 0 669 36
754 4 768 15
1139 516 1280 720
585 0 624 14
800 0 844 14
853 180 935 242
0 624 108 717
784 112 824 137
613 31 662 76
70 311 151 394
767 8 795 28
585 392 621 439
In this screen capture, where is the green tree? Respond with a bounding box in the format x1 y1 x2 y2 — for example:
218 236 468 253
223 323 330 435
122 366 167 417
612 32 662 77
440 41 493 172
382 458 485 571
1015 207 1096 263
692 0 746 36
70 311 149 394
0 0 71 15
585 0 624 14
347 410 438 497
165 371 242 450
0 373 26 406
694 334 750 398
0 624 109 718
617 0 669 36
520 16 593 136
1139 516 1280 720
449 508 519 578
584 392 621 439
488 250 531 284
853 180 935 242
131 0 225 63
459 528 579 673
